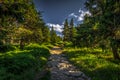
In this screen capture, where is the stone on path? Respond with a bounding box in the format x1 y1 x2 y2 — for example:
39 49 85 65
47 46 91 80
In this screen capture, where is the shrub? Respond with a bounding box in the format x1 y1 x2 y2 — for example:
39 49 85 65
0 44 16 52
64 41 73 47
0 43 50 80
57 41 64 47
45 44 54 49
24 43 41 50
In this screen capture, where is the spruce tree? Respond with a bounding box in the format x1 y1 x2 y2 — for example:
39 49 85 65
84 0 120 59
69 18 74 41
50 26 57 44
0 0 50 48
63 19 69 41
42 26 50 43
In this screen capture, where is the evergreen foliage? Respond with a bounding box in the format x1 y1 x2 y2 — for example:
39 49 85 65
0 0 51 49
63 18 77 44
73 0 120 60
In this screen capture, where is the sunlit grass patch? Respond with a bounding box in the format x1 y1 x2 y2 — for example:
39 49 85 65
64 47 120 80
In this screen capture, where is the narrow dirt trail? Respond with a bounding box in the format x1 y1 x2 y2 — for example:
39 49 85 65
47 46 91 80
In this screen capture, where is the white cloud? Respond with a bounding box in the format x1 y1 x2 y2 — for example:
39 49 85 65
46 10 91 36
68 9 91 22
78 16 84 21
46 23 63 33
69 13 78 18
78 9 84 13
78 11 91 21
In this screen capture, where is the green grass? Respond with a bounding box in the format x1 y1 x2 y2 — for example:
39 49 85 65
0 43 50 80
64 48 120 80
42 43 54 49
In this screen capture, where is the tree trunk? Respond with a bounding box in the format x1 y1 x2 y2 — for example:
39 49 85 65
20 37 24 50
111 46 119 60
111 39 120 60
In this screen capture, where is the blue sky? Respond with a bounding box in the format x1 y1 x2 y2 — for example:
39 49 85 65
33 0 90 35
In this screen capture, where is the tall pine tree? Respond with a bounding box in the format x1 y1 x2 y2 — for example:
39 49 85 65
50 26 57 44
84 0 120 59
69 18 75 42
0 0 51 49
63 19 69 41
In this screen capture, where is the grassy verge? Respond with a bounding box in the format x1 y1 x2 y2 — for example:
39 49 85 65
64 48 120 80
0 43 50 80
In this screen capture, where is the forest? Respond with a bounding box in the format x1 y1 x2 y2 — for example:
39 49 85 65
0 0 119 80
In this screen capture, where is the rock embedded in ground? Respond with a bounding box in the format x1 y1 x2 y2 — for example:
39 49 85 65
65 71 84 77
47 47 90 80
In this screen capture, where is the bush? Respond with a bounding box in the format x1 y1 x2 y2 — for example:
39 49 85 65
0 67 7 80
45 44 54 49
24 43 50 57
0 41 3 45
24 43 41 50
0 43 50 80
0 44 16 52
64 41 73 47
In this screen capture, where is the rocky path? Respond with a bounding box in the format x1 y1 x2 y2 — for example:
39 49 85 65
47 46 91 80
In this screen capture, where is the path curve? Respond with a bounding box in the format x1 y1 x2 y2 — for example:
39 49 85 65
47 46 91 80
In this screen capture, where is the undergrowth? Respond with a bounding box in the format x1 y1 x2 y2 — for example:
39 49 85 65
64 48 120 80
0 43 50 80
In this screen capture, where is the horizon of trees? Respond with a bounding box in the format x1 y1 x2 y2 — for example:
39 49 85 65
0 0 119 60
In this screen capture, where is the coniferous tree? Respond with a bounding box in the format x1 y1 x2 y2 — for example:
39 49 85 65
80 0 120 59
69 18 77 42
0 0 51 49
42 26 51 43
63 19 69 41
50 26 57 44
